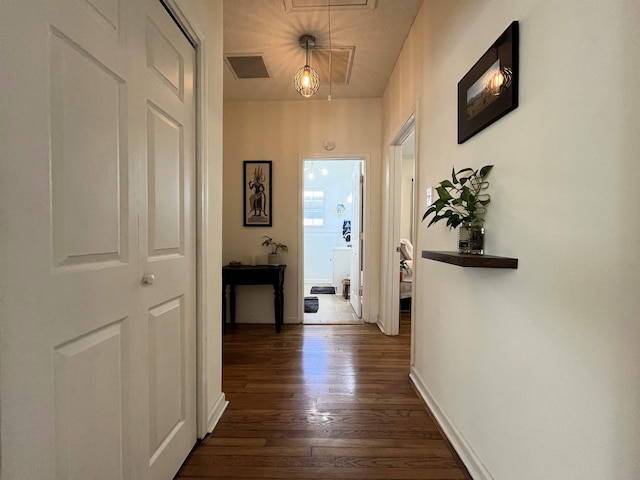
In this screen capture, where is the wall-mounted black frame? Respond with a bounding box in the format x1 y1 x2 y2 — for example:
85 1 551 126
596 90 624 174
243 160 272 227
458 21 519 144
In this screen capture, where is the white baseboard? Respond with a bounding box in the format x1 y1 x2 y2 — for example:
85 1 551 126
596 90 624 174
206 392 229 434
409 367 494 480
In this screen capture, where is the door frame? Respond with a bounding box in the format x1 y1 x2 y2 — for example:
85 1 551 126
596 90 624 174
158 0 225 439
382 113 417 336
297 153 371 323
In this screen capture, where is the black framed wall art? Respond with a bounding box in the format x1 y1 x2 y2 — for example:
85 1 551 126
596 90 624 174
243 160 272 227
458 21 519 144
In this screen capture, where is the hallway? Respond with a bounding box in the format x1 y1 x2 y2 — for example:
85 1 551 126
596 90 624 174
175 314 470 479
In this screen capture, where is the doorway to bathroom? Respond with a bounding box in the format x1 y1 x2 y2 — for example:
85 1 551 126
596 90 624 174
302 158 364 325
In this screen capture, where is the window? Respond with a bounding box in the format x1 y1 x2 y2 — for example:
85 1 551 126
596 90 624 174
303 190 324 226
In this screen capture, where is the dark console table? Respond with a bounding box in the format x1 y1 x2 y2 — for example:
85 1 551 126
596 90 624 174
222 265 286 333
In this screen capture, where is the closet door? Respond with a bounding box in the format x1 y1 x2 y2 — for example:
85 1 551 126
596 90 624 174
0 1 196 478
138 1 197 477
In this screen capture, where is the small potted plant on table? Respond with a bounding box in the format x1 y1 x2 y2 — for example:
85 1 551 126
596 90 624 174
422 165 493 255
261 236 288 265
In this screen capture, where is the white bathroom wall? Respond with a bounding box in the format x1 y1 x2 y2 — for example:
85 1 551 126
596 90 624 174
303 160 359 283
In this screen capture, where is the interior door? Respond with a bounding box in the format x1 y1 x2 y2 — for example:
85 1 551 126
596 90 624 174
140 1 197 477
0 1 196 478
349 163 363 317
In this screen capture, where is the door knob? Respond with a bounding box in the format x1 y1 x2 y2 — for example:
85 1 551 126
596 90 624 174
142 273 155 285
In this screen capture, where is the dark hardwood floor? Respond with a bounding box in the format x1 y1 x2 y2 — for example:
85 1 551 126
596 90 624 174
175 313 471 479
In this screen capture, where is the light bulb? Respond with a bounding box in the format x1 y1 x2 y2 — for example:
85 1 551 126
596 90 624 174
294 65 320 98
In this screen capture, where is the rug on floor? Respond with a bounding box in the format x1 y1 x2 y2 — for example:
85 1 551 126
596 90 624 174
310 286 336 294
304 296 319 313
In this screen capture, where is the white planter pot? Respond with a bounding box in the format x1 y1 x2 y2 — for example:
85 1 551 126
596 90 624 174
268 253 280 265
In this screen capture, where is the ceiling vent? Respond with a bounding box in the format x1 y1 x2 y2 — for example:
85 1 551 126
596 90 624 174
313 47 355 85
225 55 270 79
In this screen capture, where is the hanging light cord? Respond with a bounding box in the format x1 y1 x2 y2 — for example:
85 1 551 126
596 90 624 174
328 0 333 101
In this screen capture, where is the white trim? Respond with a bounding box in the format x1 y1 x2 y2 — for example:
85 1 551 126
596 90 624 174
409 367 495 480
160 0 199 46
409 99 420 368
206 392 229 433
159 0 211 439
194 42 211 439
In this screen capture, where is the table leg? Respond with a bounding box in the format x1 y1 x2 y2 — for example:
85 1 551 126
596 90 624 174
229 284 236 326
274 283 283 333
222 284 227 334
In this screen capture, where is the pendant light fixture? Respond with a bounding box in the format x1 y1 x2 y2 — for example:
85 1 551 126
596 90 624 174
294 34 320 98
327 0 333 101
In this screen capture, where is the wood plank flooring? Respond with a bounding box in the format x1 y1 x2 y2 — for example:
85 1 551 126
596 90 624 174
175 314 471 480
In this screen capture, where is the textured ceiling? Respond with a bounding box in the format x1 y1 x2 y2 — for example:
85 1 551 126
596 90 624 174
223 0 423 101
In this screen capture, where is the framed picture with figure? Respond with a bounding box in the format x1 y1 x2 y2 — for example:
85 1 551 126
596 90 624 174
243 160 272 227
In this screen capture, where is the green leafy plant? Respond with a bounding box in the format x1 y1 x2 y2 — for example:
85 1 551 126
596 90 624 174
422 165 493 229
261 236 288 254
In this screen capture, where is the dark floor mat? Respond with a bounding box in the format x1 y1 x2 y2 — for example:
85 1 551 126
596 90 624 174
304 296 319 313
310 286 336 294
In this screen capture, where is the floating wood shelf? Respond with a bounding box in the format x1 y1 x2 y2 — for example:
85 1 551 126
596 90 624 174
421 251 518 269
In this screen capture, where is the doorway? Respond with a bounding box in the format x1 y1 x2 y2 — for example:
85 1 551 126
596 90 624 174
382 115 416 336
302 159 364 325
399 131 416 315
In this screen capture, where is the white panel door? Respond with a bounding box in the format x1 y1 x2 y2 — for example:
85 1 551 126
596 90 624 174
0 0 196 478
140 1 196 478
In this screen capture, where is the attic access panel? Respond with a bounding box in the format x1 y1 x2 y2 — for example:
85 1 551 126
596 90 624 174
313 47 355 85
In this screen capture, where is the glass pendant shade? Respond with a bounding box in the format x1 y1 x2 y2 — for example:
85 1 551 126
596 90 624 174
294 65 320 97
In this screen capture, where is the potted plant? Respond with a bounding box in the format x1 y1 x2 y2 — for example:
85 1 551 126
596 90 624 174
261 236 288 265
422 165 493 255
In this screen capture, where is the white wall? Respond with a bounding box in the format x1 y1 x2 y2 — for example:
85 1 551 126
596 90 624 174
223 99 382 324
383 1 640 479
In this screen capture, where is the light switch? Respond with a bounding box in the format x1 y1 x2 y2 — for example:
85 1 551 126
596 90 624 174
426 187 433 207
